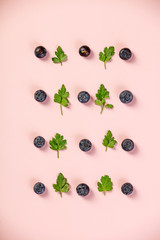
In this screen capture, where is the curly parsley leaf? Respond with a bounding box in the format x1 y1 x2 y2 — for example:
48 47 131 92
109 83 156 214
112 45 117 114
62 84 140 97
53 173 70 197
54 84 69 115
52 46 67 66
49 133 67 158
97 175 113 195
99 46 115 70
102 130 117 151
95 84 114 114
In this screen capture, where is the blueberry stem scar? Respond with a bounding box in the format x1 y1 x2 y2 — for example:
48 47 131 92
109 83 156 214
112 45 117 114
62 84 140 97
57 149 59 158
60 104 63 115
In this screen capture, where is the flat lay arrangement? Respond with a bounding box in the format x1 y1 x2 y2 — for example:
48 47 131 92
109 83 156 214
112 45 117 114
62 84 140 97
1 1 159 240
33 45 134 196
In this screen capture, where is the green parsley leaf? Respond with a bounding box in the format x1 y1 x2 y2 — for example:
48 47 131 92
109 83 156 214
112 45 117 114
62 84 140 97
97 175 113 195
52 46 67 66
53 173 70 197
99 46 115 70
105 104 114 108
54 84 69 115
102 130 117 151
95 84 114 114
49 133 67 158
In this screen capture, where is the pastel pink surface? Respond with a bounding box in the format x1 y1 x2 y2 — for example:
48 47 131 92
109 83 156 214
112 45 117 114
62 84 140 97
0 0 160 240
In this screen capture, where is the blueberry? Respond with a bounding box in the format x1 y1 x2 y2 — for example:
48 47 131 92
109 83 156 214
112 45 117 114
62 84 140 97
121 139 134 151
119 48 132 60
121 183 133 195
79 139 92 152
79 46 91 57
34 136 45 148
33 182 45 194
76 183 90 196
78 91 90 103
34 90 47 102
34 46 47 58
119 90 133 104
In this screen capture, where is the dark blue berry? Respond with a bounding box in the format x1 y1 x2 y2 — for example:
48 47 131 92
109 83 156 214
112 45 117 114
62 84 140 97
76 183 90 196
33 182 45 194
79 139 92 152
34 90 47 102
78 91 90 103
119 48 132 60
121 139 134 151
34 46 47 58
121 183 133 195
34 136 45 148
79 46 91 57
119 90 133 104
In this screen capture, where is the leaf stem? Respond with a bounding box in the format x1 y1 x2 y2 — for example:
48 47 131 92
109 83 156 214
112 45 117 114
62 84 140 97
100 104 104 114
60 104 63 115
60 61 62 66
57 150 59 158
103 191 106 195
105 147 108 152
104 61 106 70
60 191 62 197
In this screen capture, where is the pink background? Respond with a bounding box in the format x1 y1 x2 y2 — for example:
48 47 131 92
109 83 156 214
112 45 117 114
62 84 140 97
0 0 160 239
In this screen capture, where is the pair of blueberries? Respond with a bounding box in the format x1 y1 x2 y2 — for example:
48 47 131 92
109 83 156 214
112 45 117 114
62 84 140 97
78 90 133 104
33 137 92 151
78 138 134 152
34 90 91 104
34 45 91 58
33 182 90 196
